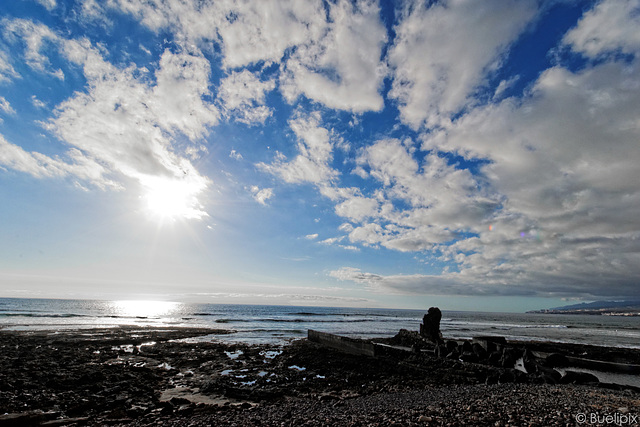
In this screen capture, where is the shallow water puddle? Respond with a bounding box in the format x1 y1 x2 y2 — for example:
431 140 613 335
288 365 306 371
225 350 243 360
260 349 282 361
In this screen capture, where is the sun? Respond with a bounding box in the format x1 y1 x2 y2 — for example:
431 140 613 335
141 176 208 222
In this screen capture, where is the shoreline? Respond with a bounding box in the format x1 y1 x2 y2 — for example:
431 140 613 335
1 327 638 426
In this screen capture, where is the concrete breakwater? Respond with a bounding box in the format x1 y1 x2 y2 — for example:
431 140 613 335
309 328 640 390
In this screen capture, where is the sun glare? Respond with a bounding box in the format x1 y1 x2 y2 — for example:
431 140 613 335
141 176 208 222
112 300 180 318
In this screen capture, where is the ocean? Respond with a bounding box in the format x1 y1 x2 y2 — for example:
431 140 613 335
1 297 639 349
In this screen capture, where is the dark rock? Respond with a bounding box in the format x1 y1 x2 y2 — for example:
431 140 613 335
177 404 194 415
485 372 500 385
446 340 458 352
472 336 506 353
170 397 191 406
498 369 516 383
500 348 518 369
0 410 47 426
388 329 431 350
560 371 600 385
419 307 444 344
523 358 538 374
460 352 479 364
544 353 570 368
488 351 502 366
539 366 561 382
445 350 460 360
471 343 488 360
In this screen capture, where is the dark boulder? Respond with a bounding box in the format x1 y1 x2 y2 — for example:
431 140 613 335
472 343 488 360
544 353 570 368
460 351 479 363
560 370 600 385
472 336 506 353
500 348 518 369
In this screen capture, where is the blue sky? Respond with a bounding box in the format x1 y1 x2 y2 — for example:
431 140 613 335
1 0 639 312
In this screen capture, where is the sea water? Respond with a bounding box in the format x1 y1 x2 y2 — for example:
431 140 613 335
1 297 639 348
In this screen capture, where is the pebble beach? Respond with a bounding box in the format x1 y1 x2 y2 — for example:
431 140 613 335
1 327 638 426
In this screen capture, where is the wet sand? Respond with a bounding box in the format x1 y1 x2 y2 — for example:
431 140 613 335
0 327 638 426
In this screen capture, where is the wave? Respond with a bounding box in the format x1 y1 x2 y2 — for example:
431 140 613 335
215 318 250 323
0 313 88 318
445 320 568 329
214 317 409 324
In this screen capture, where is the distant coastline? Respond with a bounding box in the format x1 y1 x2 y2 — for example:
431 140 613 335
529 300 640 316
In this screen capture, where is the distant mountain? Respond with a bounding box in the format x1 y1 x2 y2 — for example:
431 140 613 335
529 300 640 315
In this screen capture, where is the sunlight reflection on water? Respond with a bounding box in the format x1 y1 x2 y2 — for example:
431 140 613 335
110 300 182 318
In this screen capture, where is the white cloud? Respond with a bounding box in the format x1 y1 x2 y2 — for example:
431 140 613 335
562 0 640 58
0 96 15 115
104 0 325 68
258 111 339 184
0 50 20 83
0 134 120 189
218 70 275 125
305 233 319 240
79 0 110 23
280 0 387 112
2 18 215 218
36 0 57 11
151 49 219 140
229 149 243 160
388 0 537 129
31 95 47 109
2 18 65 80
106 0 386 113
214 0 326 69
414 53 640 298
250 185 274 206
318 138 495 252
48 40 216 185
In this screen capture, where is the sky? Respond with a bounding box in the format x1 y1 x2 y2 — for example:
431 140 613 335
0 0 639 312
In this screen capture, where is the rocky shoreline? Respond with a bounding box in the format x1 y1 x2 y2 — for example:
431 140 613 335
1 327 638 426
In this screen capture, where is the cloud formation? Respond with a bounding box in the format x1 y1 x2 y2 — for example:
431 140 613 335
1 0 639 302
325 0 640 299
388 0 537 129
1 18 215 215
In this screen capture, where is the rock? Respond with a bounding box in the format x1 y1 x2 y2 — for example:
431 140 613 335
436 344 448 358
500 348 518 369
559 371 599 385
472 343 488 360
419 307 444 344
0 410 47 426
177 404 194 415
544 353 569 368
472 336 506 353
446 350 460 360
460 352 479 363
498 369 516 383
485 372 500 385
488 351 502 366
